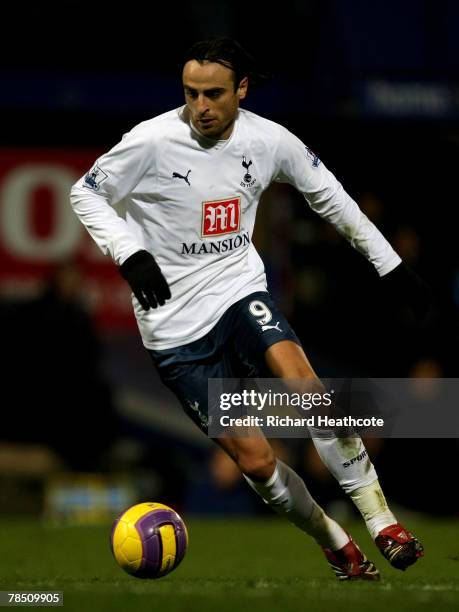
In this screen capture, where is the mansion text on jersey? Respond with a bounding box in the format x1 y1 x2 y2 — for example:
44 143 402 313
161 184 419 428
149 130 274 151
181 231 250 255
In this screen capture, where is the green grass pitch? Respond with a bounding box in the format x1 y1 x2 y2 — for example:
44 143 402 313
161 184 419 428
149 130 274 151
0 517 458 611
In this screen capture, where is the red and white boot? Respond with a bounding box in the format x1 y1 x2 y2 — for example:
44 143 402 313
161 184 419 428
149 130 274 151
375 523 424 570
323 534 380 581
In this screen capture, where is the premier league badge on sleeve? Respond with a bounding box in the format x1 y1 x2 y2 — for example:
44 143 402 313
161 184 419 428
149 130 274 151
305 146 321 168
83 164 109 191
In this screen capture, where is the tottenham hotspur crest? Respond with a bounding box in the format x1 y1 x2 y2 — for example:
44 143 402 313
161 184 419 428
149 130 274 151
241 155 257 188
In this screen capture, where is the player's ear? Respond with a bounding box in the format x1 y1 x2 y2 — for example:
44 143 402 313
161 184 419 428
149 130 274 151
238 76 248 100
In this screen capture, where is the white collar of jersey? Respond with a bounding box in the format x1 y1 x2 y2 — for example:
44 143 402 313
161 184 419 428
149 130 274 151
186 108 239 151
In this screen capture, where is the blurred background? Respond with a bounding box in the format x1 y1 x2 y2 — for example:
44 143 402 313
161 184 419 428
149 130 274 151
0 0 458 525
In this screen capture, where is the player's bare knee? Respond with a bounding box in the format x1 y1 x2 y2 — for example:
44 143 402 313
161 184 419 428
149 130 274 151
299 376 326 395
236 449 276 481
305 377 331 417
282 375 326 399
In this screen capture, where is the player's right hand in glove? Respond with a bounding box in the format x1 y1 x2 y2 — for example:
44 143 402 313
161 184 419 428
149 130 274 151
119 250 171 310
381 261 433 327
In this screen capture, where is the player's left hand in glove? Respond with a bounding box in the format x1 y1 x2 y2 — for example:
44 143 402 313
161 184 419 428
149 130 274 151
381 262 433 327
119 250 171 310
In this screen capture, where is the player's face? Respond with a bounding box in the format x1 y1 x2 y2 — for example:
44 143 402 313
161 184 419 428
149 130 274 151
183 60 248 140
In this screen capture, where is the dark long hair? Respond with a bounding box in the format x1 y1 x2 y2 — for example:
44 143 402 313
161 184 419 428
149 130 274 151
183 37 271 90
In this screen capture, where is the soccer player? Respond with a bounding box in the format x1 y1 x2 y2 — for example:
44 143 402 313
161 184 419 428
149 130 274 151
70 38 428 580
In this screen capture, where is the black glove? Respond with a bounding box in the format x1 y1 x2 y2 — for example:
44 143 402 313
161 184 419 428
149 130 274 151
381 262 433 326
119 250 171 310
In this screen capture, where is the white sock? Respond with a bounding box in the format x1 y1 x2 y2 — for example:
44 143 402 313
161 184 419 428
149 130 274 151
309 430 377 493
244 459 349 550
310 429 396 537
349 480 397 539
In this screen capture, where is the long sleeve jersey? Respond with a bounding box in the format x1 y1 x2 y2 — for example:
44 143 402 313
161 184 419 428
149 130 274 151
70 106 401 349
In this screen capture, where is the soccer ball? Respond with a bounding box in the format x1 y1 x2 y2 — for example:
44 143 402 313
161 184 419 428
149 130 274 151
110 502 188 579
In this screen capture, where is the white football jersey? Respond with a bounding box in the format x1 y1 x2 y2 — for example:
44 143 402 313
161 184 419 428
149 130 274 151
70 106 401 349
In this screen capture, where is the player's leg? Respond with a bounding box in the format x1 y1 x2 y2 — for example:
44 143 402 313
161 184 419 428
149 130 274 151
231 293 392 535
265 339 424 570
215 431 379 580
148 309 377 581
